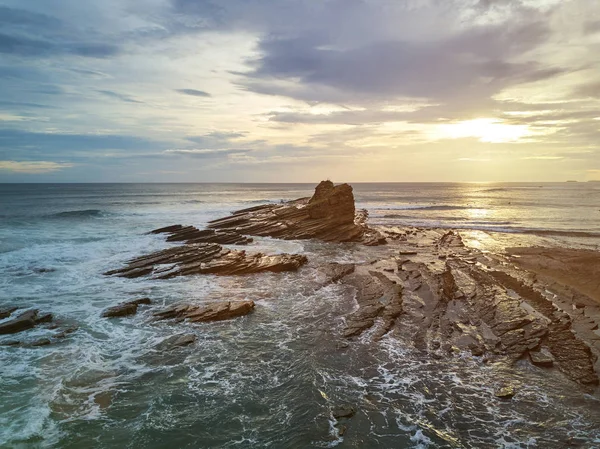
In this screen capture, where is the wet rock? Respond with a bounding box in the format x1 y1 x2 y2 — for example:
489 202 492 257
155 333 197 350
494 385 516 399
154 300 255 323
105 244 307 279
33 267 56 274
161 226 253 245
529 348 554 367
0 309 38 335
30 338 51 347
102 298 151 318
54 326 79 339
149 224 184 234
35 313 53 324
0 306 18 320
341 271 403 339
319 263 355 284
332 405 356 419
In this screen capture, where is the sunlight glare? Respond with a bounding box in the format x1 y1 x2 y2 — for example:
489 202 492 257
438 118 530 143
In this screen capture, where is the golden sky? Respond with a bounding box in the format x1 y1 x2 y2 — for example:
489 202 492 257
0 0 599 181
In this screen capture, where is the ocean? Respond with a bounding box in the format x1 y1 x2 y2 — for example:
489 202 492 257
1 182 599 448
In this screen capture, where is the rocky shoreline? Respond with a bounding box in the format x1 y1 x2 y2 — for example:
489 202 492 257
4 181 599 391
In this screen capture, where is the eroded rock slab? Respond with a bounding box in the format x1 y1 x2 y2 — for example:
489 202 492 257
102 298 152 318
153 300 255 323
151 225 253 245
105 243 307 279
0 309 40 334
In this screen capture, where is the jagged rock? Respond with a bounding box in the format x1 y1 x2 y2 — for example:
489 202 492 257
0 309 38 335
208 181 386 245
164 226 253 245
102 298 151 318
30 338 51 347
0 306 18 320
530 348 554 367
153 300 255 323
35 313 53 324
319 263 355 284
342 270 403 339
155 333 197 350
495 385 516 399
105 243 307 279
54 325 79 339
149 224 185 234
438 230 465 248
332 405 356 419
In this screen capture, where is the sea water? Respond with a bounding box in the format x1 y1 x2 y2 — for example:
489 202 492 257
1 183 599 448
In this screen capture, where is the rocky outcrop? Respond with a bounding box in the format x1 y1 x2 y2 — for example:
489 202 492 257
105 243 307 279
0 306 18 320
333 227 599 386
154 333 197 350
208 181 386 245
153 300 255 323
150 225 253 245
0 309 54 335
102 298 151 318
340 267 403 340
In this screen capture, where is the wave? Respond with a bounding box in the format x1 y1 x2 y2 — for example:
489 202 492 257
242 199 279 204
481 188 508 193
381 214 465 221
521 229 600 238
371 217 600 238
379 205 473 211
49 209 104 219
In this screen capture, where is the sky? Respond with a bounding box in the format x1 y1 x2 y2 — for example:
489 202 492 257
0 0 599 182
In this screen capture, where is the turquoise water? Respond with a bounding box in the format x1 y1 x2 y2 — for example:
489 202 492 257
1 183 599 448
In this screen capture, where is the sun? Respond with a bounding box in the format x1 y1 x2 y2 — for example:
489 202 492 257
438 118 531 143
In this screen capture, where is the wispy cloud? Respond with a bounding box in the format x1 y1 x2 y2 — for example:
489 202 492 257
175 89 211 97
0 160 73 173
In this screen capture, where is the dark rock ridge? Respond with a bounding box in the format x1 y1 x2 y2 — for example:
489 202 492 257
150 225 253 245
0 309 53 335
0 307 77 347
154 333 197 350
102 298 152 318
153 300 255 323
207 180 386 245
105 243 307 279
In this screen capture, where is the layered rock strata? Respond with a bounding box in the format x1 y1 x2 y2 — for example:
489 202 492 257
153 300 255 323
329 227 599 386
105 243 307 279
208 180 386 245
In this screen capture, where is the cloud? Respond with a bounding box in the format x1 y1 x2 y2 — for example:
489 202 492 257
97 90 144 104
0 5 62 30
164 148 251 157
584 20 600 35
239 20 560 105
0 100 57 109
574 81 600 99
0 32 119 58
0 129 164 158
175 89 211 97
0 160 73 173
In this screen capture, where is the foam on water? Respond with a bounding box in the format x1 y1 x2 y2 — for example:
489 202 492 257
1 183 599 448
